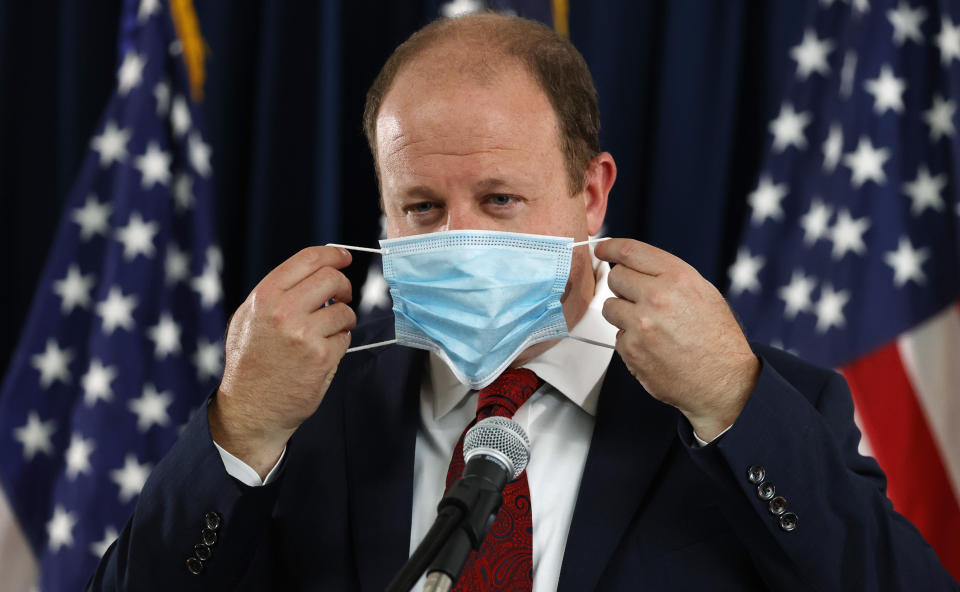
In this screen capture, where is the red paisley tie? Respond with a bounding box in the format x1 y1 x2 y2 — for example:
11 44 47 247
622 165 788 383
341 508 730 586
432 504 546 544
444 368 543 591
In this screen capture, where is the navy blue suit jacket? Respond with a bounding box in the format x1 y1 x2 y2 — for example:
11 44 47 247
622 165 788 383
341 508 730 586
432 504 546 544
88 319 958 590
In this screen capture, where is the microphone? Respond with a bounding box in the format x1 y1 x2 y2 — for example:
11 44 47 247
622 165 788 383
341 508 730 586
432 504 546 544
386 416 531 592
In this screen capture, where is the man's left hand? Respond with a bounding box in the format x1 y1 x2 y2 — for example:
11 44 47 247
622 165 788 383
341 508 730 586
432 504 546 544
594 238 760 442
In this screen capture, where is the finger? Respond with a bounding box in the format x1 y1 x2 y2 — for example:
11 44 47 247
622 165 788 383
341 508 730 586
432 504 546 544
601 296 634 330
284 266 353 313
606 263 657 303
308 301 357 339
265 246 353 292
594 238 670 276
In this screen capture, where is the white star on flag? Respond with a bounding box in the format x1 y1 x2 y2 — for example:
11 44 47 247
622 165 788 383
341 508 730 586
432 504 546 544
440 0 484 18
935 17 960 65
769 103 812 152
165 244 191 285
53 264 96 313
133 142 172 189
146 313 182 358
829 208 871 259
90 121 131 168
115 212 159 261
71 195 112 241
13 412 56 461
117 52 146 96
359 265 391 315
814 284 850 333
884 236 930 287
779 270 818 319
153 79 170 116
138 0 160 22
850 0 869 15
887 1 927 46
903 165 946 216
923 95 956 141
47 506 78 552
31 339 74 388
799 198 834 245
170 96 191 138
864 65 906 114
748 175 788 225
791 29 834 79
96 286 138 334
110 454 152 503
191 256 223 309
81 359 118 407
173 173 195 211
90 526 119 559
727 248 765 296
192 338 223 381
64 434 95 480
128 384 173 432
822 123 844 172
839 50 858 98
188 133 212 177
843 136 890 187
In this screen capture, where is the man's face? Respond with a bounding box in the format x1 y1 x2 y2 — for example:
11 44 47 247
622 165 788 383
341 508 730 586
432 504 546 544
374 52 608 333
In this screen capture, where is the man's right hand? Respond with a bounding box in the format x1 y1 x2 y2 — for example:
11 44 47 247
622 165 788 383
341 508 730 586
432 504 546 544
209 246 356 479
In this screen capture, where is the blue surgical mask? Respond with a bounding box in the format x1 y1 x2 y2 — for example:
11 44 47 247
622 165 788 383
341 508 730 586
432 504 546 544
332 230 610 389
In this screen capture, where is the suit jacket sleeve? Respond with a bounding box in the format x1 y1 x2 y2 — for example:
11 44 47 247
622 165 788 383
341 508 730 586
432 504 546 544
680 346 959 591
84 395 282 591
85 383 353 591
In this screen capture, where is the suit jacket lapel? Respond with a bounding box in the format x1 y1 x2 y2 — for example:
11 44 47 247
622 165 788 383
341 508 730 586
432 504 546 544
557 354 680 591
343 344 424 591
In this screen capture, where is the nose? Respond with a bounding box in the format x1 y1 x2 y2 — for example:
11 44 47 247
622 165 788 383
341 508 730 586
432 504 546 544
442 203 497 232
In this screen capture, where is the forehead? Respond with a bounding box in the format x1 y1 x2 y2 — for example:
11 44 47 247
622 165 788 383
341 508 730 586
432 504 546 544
375 50 562 166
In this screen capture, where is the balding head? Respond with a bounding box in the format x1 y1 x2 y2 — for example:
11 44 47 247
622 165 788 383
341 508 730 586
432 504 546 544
363 13 600 195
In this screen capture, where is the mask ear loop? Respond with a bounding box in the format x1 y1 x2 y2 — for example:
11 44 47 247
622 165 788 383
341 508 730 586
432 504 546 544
323 243 397 353
570 236 611 248
568 236 616 349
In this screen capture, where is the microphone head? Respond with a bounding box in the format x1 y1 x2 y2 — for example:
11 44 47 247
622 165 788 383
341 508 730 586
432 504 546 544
464 416 531 480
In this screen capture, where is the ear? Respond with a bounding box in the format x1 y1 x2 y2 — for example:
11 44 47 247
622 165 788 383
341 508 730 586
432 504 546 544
582 152 616 236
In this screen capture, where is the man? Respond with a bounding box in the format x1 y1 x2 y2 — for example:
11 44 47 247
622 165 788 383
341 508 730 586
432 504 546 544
89 13 957 591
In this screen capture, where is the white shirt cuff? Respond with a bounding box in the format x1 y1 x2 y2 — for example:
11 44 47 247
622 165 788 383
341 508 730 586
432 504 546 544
692 424 733 447
213 440 286 487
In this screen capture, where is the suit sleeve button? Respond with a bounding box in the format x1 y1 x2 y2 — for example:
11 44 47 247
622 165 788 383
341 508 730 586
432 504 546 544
779 512 798 532
204 511 222 531
768 495 787 516
194 543 212 561
757 481 775 501
186 556 204 575
747 465 766 484
201 528 218 546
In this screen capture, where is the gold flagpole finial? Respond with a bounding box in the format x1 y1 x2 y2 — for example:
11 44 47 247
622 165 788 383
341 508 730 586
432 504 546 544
169 0 208 101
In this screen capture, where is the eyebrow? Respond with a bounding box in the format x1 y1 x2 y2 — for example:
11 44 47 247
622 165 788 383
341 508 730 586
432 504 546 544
403 178 512 200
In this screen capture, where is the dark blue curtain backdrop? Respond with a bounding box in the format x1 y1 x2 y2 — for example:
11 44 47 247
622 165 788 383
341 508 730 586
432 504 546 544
0 1 807 376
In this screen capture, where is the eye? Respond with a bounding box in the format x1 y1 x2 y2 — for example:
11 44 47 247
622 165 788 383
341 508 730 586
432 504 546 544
405 201 437 214
487 194 518 206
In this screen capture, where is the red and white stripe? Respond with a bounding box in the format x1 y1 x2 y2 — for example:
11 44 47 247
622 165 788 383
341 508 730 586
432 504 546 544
0 486 37 592
841 302 960 580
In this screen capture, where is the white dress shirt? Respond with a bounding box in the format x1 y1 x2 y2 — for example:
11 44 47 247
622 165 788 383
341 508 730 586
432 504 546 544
214 256 722 588
408 260 619 591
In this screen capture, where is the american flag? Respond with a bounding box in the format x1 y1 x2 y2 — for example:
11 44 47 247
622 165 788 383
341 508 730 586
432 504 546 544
727 0 960 578
0 0 224 590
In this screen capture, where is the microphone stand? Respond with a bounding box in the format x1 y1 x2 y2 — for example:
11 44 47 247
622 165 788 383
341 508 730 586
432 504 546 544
385 456 507 592
423 572 453 592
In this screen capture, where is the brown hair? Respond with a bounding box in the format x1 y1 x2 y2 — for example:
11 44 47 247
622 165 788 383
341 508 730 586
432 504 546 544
362 13 601 195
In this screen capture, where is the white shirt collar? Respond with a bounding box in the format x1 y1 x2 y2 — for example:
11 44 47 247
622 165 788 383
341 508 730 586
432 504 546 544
426 258 619 420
